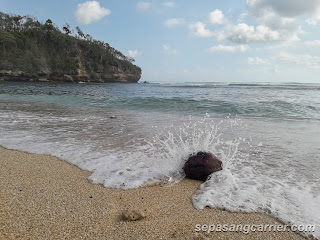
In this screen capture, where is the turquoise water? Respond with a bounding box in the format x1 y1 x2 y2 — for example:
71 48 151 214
0 81 319 237
1 82 319 119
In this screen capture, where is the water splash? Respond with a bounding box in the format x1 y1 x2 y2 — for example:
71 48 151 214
147 114 248 184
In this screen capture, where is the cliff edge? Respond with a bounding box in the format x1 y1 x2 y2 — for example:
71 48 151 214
0 12 141 83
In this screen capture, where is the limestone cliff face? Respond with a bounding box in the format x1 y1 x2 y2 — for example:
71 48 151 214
0 49 141 83
0 12 142 83
0 69 141 83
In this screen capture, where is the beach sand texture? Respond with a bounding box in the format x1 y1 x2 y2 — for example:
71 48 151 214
0 146 306 240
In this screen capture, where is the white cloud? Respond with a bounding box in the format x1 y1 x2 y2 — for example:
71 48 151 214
247 52 320 70
163 44 179 55
246 0 320 18
238 12 248 22
226 23 280 43
164 18 185 27
246 0 320 38
306 7 320 25
185 0 320 47
189 22 214 38
306 18 318 25
248 57 270 65
208 44 249 53
136 2 151 11
201 8 286 43
127 50 142 58
304 40 320 46
163 2 175 8
74 1 110 25
208 9 225 24
187 4 299 44
276 52 320 69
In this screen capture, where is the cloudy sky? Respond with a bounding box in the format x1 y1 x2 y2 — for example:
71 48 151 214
1 0 320 83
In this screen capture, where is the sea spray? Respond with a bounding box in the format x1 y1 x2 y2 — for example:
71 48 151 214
89 115 249 189
147 115 248 184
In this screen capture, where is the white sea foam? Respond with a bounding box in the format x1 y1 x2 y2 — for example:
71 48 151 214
193 166 320 236
146 115 243 183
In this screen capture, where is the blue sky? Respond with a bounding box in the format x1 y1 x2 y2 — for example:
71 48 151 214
1 0 320 83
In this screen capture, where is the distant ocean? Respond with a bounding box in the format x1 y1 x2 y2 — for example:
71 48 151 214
0 81 319 237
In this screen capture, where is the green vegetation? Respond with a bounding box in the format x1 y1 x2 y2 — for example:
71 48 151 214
0 12 141 82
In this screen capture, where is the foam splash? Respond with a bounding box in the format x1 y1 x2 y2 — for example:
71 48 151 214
147 115 247 184
90 115 249 188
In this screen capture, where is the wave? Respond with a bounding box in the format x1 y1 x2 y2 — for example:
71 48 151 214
148 81 320 90
1 96 319 121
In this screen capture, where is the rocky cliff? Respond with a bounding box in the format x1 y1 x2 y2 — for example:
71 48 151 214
0 12 141 83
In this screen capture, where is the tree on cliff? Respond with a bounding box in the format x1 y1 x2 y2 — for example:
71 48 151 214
0 30 16 55
62 23 72 35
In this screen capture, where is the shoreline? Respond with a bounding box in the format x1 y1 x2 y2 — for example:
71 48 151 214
0 146 307 239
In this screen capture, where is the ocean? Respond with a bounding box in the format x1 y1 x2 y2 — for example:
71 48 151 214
0 81 319 237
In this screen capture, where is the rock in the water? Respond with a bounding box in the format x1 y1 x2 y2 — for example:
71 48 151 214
63 74 74 82
122 209 149 221
183 152 222 181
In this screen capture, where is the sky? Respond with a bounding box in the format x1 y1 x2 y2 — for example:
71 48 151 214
1 0 320 83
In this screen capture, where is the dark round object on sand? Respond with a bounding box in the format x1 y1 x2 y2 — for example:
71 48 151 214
183 152 222 181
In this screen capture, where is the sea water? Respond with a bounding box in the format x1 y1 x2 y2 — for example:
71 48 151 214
0 81 319 238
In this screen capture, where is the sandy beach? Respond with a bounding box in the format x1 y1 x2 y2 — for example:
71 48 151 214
0 146 307 240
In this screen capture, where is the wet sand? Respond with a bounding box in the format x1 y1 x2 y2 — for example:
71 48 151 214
0 146 307 240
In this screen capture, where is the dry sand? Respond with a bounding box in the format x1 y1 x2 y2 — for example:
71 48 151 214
0 146 307 240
